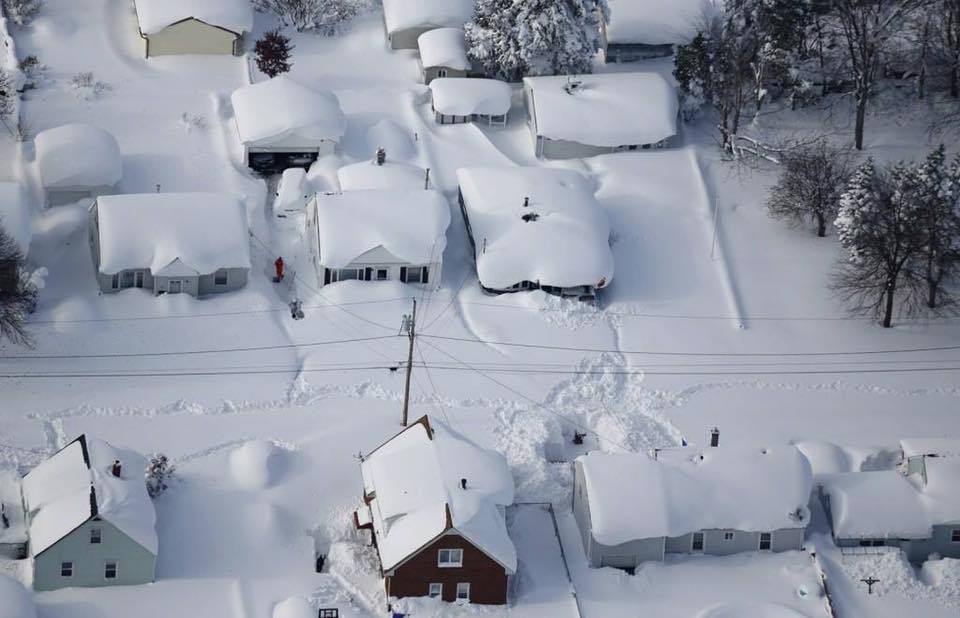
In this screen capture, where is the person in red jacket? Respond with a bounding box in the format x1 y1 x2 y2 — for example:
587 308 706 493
274 256 285 282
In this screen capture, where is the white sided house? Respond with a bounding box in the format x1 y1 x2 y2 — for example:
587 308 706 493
382 0 474 50
133 0 253 58
232 76 346 175
418 28 471 83
523 73 679 159
573 444 813 569
602 0 709 62
21 435 158 591
429 78 512 126
89 193 251 297
0 182 32 256
457 166 614 300
307 187 450 288
35 124 122 207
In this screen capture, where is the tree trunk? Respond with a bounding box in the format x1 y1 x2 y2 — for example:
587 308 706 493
882 279 896 328
816 212 827 238
854 92 867 150
928 279 938 309
951 58 959 98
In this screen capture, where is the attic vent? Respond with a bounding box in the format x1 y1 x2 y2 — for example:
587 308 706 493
563 77 583 94
521 212 540 223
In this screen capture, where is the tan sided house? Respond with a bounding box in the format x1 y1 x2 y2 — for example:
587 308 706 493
133 0 254 58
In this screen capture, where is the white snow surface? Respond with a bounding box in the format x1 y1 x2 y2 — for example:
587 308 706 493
229 440 281 490
900 438 960 458
274 168 310 213
0 575 36 618
272 596 314 618
382 0 474 34
457 166 614 290
417 27 470 70
35 123 122 190
0 182 31 254
578 446 813 545
134 0 254 35
312 189 449 268
95 192 251 275
524 73 678 147
429 78 512 117
336 160 427 191
21 435 158 556
231 76 346 148
360 417 516 573
605 0 711 45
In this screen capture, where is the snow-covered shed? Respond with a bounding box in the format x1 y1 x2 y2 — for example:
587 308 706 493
21 435 157 591
337 159 430 192
307 188 449 288
89 193 251 297
417 27 471 83
573 445 813 569
602 0 710 62
231 76 347 174
355 416 515 604
522 72 679 159
382 0 475 49
133 0 253 57
35 124 122 207
429 78 512 126
456 166 614 300
0 182 32 255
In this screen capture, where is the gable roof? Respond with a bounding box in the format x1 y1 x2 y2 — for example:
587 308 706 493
231 76 346 148
382 0 474 35
605 0 711 46
577 446 813 546
21 435 158 556
360 416 516 573
134 0 253 36
35 124 122 191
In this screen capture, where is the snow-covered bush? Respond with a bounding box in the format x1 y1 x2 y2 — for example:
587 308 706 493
2 0 43 27
180 112 208 133
69 71 110 101
254 0 368 35
145 453 176 498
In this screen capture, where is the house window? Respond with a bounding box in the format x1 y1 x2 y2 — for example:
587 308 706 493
692 532 704 552
438 548 463 567
90 528 102 544
111 273 120 289
121 271 135 288
438 69 448 78
214 269 228 285
405 267 423 284
376 268 388 281
723 532 735 541
104 561 118 579
428 583 442 597
952 529 960 543
759 532 771 551
456 582 470 601
61 561 73 577
319 611 339 618
334 268 360 282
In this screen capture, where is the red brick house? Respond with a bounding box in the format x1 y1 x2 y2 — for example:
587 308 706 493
355 416 516 605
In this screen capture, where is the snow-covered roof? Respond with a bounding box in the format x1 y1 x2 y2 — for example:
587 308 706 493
360 416 516 573
21 435 158 556
456 167 614 291
134 0 253 36
337 160 428 191
577 446 813 546
0 182 31 255
605 0 710 46
231 76 346 148
430 78 512 117
418 27 470 71
900 438 960 459
312 189 449 268
523 73 678 148
35 124 122 191
382 0 474 35
94 193 251 275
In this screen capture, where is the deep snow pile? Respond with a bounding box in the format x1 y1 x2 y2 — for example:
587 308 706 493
605 0 711 46
229 440 284 490
273 596 315 618
34 124 122 191
0 574 36 618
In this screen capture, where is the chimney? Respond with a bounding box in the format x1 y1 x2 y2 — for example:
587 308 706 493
460 478 467 490
111 460 122 478
375 147 386 166
710 428 720 448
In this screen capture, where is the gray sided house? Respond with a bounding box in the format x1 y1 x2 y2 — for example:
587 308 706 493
382 0 474 50
21 435 158 592
573 444 813 570
133 0 253 58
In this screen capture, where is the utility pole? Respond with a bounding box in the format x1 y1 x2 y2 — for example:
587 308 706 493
400 299 417 427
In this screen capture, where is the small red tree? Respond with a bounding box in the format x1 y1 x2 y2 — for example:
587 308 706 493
255 29 294 78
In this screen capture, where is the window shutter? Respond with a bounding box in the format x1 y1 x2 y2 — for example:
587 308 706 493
324 268 331 285
400 266 407 282
421 266 429 284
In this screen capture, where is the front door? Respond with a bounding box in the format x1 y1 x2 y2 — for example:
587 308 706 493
169 280 183 294
135 271 144 288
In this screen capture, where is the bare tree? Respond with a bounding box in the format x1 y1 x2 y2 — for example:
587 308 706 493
767 141 854 237
0 224 35 347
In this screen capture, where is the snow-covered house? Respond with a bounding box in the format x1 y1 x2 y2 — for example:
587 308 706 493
573 445 813 569
0 182 32 256
306 188 449 288
456 166 614 300
819 443 960 563
231 76 347 174
602 0 709 62
337 158 430 192
355 416 516 604
88 193 251 297
522 73 679 159
35 124 122 207
429 78 512 126
21 435 158 591
382 0 474 49
417 28 471 83
133 0 253 58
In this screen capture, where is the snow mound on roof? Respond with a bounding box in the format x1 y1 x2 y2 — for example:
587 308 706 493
606 0 711 46
796 441 854 479
366 119 415 160
699 603 807 618
35 124 122 191
337 160 427 191
134 0 253 36
0 575 36 618
273 597 314 618
0 182 32 254
418 27 470 70
231 76 346 147
430 78 512 117
382 0 474 34
230 440 282 490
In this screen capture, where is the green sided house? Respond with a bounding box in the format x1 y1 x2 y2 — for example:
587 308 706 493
21 435 158 591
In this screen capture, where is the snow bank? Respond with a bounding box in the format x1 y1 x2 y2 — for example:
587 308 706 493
429 78 512 117
0 182 32 254
0 575 36 618
417 27 470 70
337 160 428 191
95 192 251 275
134 0 254 36
365 119 415 160
229 440 281 491
796 441 855 479
456 166 614 291
605 0 710 46
698 602 808 618
523 73 678 147
273 596 314 618
35 124 122 191
382 0 474 34
231 76 346 148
